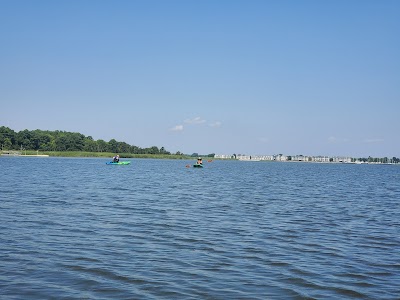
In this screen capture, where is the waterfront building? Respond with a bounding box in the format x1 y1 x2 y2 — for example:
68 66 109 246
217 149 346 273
215 154 354 163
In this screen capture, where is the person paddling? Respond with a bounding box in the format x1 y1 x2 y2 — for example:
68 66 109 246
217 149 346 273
196 157 202 165
112 155 120 163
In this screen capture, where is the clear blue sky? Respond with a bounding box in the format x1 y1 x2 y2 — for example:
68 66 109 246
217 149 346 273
1 0 399 157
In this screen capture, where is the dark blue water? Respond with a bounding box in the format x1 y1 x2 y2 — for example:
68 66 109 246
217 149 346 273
1 157 399 299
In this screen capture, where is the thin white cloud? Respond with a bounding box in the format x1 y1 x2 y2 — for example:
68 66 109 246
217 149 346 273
184 117 206 124
258 137 269 143
328 136 337 143
209 121 222 128
170 125 184 131
328 136 349 143
363 138 384 143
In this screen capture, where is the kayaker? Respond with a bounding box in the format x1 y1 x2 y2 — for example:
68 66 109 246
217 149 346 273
197 157 202 165
113 155 120 163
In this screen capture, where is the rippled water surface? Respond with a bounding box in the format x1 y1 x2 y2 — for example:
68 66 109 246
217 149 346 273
1 157 399 299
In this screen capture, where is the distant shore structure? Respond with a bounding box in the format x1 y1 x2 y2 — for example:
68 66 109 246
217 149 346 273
1 150 21 156
1 150 49 157
215 154 396 164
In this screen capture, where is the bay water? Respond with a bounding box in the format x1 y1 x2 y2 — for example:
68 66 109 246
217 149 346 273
1 157 399 299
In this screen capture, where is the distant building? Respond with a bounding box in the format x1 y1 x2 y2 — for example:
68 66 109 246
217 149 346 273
215 153 354 163
275 154 287 161
331 157 352 163
214 154 234 159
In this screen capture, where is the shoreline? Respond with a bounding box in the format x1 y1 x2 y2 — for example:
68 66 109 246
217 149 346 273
1 151 398 164
1 151 194 160
19 154 50 157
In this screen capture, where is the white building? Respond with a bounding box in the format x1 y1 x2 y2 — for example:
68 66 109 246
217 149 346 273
312 156 330 163
214 154 234 159
215 153 353 163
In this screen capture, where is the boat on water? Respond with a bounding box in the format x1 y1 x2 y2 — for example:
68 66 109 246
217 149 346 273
193 157 203 168
106 161 131 165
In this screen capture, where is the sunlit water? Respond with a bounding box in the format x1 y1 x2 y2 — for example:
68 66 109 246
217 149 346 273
1 157 399 299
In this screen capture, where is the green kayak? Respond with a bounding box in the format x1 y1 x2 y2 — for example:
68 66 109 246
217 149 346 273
193 164 203 168
106 161 131 165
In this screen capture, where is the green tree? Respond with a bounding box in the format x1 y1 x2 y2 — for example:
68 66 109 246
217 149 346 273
148 146 159 154
16 129 32 149
0 126 16 149
66 132 85 151
3 137 12 150
1 126 176 156
39 133 54 150
55 135 68 151
160 146 170 155
130 145 140 154
96 139 107 152
84 137 97 152
118 142 131 153
108 139 119 153
30 131 41 150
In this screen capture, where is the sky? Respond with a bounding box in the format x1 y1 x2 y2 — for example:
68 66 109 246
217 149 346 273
1 0 399 157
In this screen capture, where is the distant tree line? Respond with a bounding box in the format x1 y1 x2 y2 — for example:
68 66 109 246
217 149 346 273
190 152 215 158
353 156 400 164
0 126 175 155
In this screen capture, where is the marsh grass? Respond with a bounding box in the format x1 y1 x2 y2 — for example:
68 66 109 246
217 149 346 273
22 150 191 159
